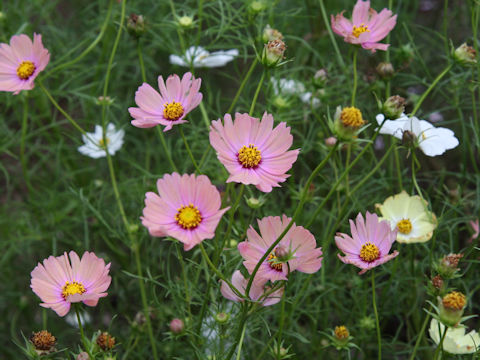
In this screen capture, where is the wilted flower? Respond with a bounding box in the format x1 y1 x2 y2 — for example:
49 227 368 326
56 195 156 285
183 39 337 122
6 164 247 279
262 40 286 67
141 173 229 251
170 318 184 334
335 212 399 274
30 330 56 354
453 43 477 66
0 33 50 94
127 13 145 37
30 251 111 317
429 319 480 354
129 72 202 131
263 25 283 42
78 123 124 159
431 275 444 291
439 291 467 326
436 253 464 279
238 215 323 284
331 0 397 52
381 95 405 120
170 46 239 68
210 112 299 193
96 332 115 351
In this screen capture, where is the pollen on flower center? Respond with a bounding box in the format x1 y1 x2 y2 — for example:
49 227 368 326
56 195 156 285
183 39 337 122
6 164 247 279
334 325 349 340
62 281 86 299
359 242 380 262
397 219 412 234
98 138 110 148
163 101 185 121
340 107 365 128
267 253 283 271
238 144 262 168
442 291 466 310
175 203 202 229
17 60 36 80
352 23 370 38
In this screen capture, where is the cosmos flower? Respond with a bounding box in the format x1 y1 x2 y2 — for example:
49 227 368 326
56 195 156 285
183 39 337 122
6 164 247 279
129 72 202 131
220 270 283 306
169 46 239 68
376 191 437 243
335 212 399 275
0 33 50 94
141 173 229 251
238 215 323 285
331 0 397 52
77 123 124 159
375 114 459 157
30 251 111 317
429 319 480 354
209 112 299 193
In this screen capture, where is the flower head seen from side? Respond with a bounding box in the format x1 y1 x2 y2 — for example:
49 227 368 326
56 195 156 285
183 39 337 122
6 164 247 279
376 191 437 244
209 112 299 193
238 215 323 285
170 46 239 68
429 319 480 354
141 173 229 251
30 251 111 317
331 0 397 52
129 72 202 131
78 123 124 159
0 33 50 94
220 270 283 306
375 114 459 156
335 212 399 275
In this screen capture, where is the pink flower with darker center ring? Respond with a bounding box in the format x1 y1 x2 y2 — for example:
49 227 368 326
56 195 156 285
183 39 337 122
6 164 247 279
0 33 50 94
335 211 399 274
141 173 229 251
129 72 202 131
331 0 397 53
209 112 299 193
238 215 322 285
30 251 111 317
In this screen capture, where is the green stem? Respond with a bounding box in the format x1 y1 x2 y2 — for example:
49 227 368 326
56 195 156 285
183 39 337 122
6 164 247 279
249 70 266 116
411 152 424 200
393 144 403 190
175 243 191 317
385 0 393 98
156 128 178 172
409 308 431 360
433 326 447 360
179 126 202 173
318 0 345 68
137 40 147 83
225 305 249 360
410 64 453 116
351 49 358 106
276 282 287 354
75 304 92 358
235 321 247 360
20 96 32 191
227 58 258 114
371 271 381 360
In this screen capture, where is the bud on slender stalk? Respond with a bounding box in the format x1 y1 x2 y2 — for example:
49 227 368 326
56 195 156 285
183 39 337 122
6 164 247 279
453 43 477 66
127 13 145 38
178 15 194 29
170 318 184 334
382 95 405 120
439 291 467 327
262 40 286 67
376 62 395 78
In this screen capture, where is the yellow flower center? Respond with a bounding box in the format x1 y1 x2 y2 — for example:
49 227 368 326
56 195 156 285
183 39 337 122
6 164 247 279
396 219 412 234
163 101 184 121
62 281 86 299
352 23 370 38
175 203 202 229
334 325 349 340
238 144 262 168
340 107 365 128
267 253 283 271
359 242 380 262
98 138 110 148
442 291 466 310
17 60 36 80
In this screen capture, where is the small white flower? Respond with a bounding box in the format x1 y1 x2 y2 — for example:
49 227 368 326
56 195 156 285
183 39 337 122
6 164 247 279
169 46 238 68
376 113 459 157
271 77 320 108
78 123 124 159
429 319 480 354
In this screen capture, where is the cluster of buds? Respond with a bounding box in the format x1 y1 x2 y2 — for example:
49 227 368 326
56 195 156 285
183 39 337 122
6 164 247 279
30 330 57 355
332 106 365 140
434 253 464 279
96 331 115 351
453 43 477 66
262 25 283 43
127 13 145 38
261 39 287 67
380 95 405 120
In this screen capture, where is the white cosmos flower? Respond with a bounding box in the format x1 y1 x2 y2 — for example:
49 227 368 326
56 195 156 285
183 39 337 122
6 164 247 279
375 113 459 157
429 319 480 354
271 77 320 108
376 191 437 243
169 46 239 68
78 123 124 159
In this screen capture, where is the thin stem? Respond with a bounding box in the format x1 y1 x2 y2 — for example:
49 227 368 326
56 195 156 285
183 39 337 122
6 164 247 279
235 320 247 360
371 271 381 360
318 0 345 68
385 0 393 97
411 153 424 200
75 304 92 358
249 70 266 116
179 126 202 173
393 144 403 190
225 305 249 360
175 243 191 318
351 49 358 106
137 40 147 83
345 144 351 195
409 308 431 360
410 64 453 116
227 58 258 114
276 282 287 354
20 96 32 191
156 127 178 172
433 326 447 360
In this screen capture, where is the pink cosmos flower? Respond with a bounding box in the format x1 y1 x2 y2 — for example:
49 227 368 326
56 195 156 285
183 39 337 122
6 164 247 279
220 270 284 306
209 112 299 193
30 251 111 317
469 219 479 243
141 173 229 251
129 72 202 131
238 215 322 285
0 33 50 94
335 212 399 275
331 0 397 52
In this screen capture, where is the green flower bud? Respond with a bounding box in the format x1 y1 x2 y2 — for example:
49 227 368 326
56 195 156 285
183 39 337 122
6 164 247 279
453 43 477 66
382 95 405 120
261 40 286 68
127 13 145 38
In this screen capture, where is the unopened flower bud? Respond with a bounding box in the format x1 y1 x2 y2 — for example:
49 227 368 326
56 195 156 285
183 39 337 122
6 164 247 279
331 325 351 349
359 316 375 330
228 238 238 248
273 95 289 108
170 318 184 334
274 245 289 260
127 13 145 37
376 62 395 78
249 0 267 14
128 223 139 234
96 332 115 351
313 69 328 87
439 291 466 326
178 15 194 29
432 275 444 290
77 352 90 360
214 312 230 324
454 43 477 66
382 95 405 120
333 106 365 140
133 311 146 328
96 96 114 106
325 136 337 147
246 197 265 209
398 44 415 65
262 25 283 43
262 40 286 67
402 130 417 147
30 330 56 354
436 253 464 279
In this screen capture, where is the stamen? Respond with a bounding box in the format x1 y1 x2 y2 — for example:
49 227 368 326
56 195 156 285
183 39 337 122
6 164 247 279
17 61 36 80
359 242 380 262
397 219 412 234
175 203 202 229
267 253 283 271
352 23 370 38
163 101 185 121
62 281 86 299
237 144 262 168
